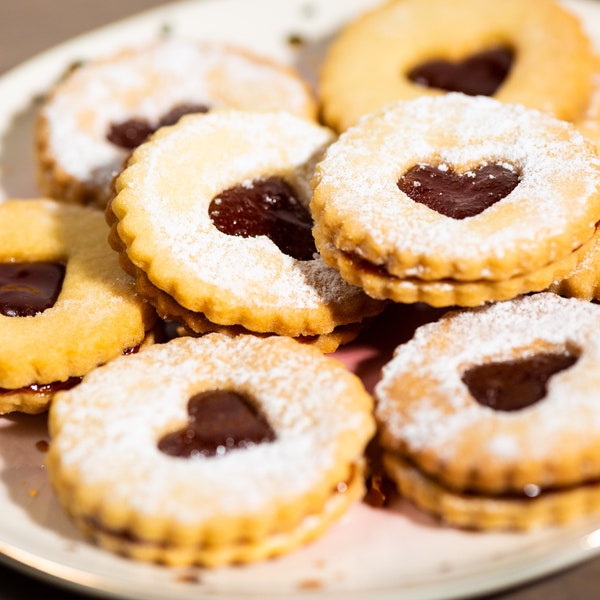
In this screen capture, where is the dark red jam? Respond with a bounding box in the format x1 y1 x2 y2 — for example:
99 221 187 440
363 438 397 508
106 119 154 150
158 390 276 458
107 103 210 150
397 163 520 219
209 176 317 260
462 352 578 411
0 376 82 396
157 103 209 127
0 262 65 317
407 47 514 96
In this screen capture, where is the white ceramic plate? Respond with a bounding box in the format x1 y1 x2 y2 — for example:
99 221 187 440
2 0 600 598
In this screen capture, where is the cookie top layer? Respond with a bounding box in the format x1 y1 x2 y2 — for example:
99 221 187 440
319 0 594 131
311 94 600 282
36 37 317 206
48 333 374 525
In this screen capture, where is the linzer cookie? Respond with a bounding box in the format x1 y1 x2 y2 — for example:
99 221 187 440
47 333 375 566
310 94 600 307
375 292 600 530
107 109 384 348
0 199 156 415
318 0 595 132
35 38 317 208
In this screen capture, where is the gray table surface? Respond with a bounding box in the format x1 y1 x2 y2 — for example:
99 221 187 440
1 0 600 598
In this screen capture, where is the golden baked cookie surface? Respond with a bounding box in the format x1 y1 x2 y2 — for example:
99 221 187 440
319 0 594 131
0 199 156 414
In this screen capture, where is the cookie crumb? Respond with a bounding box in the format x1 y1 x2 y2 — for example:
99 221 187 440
35 440 49 453
174 570 202 584
298 579 323 590
287 33 306 47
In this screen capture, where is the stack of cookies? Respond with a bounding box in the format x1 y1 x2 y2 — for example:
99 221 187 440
6 0 600 569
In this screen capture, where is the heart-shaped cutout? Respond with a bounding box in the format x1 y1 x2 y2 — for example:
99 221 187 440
408 46 513 96
397 163 520 219
107 103 210 150
462 352 578 412
209 176 317 260
0 262 65 317
158 390 276 458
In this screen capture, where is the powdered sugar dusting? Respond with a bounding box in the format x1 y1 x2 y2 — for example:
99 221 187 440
49 334 374 522
375 293 600 466
313 94 600 268
116 109 370 313
41 37 314 182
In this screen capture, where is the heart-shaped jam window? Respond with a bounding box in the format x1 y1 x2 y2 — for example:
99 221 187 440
209 176 317 260
0 262 65 317
107 103 210 150
397 163 520 219
462 352 578 412
408 46 514 96
158 390 276 458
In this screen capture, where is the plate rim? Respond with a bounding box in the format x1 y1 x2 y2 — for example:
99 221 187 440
2 0 600 599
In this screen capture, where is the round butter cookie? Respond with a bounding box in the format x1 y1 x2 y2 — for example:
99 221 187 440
47 333 375 566
0 199 156 415
36 37 317 208
318 0 594 132
311 94 600 307
108 109 385 346
375 292 600 530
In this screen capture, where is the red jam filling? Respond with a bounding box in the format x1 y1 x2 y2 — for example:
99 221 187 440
107 103 210 150
209 176 317 260
397 163 520 219
0 262 65 317
158 390 276 458
408 47 514 96
462 352 578 411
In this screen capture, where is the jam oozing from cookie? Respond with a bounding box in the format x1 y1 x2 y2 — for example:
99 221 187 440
0 262 65 317
107 103 210 149
397 163 520 219
158 390 276 458
209 176 317 260
0 376 83 397
462 352 578 411
407 47 514 96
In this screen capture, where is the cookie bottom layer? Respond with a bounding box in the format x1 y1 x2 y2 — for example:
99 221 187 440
384 453 600 531
316 228 599 307
67 466 364 567
116 242 376 351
